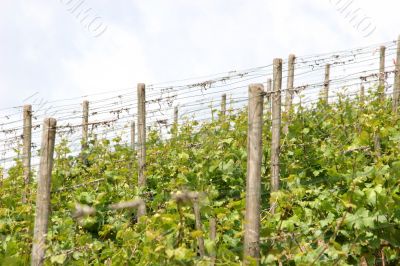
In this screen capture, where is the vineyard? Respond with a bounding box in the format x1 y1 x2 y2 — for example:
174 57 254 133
1 36 400 265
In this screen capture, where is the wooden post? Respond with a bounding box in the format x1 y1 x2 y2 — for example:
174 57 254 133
131 121 136 150
136 199 147 219
374 131 381 160
379 45 386 100
284 54 295 134
82 101 89 150
375 48 384 157
285 54 295 113
374 46 386 155
172 106 179 137
31 118 57 266
193 198 205 257
393 36 400 114
137 83 146 188
209 217 217 266
221 93 227 117
22 105 32 204
174 106 178 125
271 59 282 193
360 84 365 104
243 83 264 264
323 64 330 103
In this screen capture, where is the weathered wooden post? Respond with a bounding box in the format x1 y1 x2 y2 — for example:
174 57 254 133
360 84 365 104
284 54 295 134
373 46 386 156
82 100 89 150
137 83 146 188
374 132 382 160
22 105 32 204
379 45 386 100
393 36 400 114
172 106 179 138
285 54 295 112
193 197 205 257
136 199 147 219
31 118 57 266
323 64 330 103
174 106 178 125
243 83 264 264
221 93 227 117
209 217 217 265
271 59 282 193
374 47 384 156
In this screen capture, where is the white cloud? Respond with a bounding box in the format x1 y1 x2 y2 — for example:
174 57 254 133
62 25 152 96
0 0 399 109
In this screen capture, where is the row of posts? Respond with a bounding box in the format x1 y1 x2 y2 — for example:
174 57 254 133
12 36 400 265
243 37 400 264
26 87 226 265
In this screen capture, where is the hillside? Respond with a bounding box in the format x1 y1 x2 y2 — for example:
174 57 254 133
1 88 400 265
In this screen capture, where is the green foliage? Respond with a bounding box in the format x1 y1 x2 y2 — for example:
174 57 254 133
1 91 400 265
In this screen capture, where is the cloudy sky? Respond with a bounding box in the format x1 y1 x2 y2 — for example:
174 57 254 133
0 0 399 108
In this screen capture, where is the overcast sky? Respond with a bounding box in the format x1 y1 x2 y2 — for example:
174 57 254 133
0 0 399 108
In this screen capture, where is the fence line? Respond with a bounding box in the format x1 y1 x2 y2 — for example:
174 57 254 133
1 35 400 264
